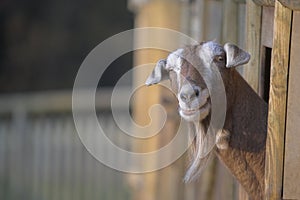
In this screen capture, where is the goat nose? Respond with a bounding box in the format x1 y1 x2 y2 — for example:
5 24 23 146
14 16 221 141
180 85 200 103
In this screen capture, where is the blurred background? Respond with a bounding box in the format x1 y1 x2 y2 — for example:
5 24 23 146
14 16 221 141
0 0 248 199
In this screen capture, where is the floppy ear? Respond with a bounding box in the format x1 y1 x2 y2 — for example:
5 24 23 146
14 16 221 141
145 59 168 86
224 43 250 68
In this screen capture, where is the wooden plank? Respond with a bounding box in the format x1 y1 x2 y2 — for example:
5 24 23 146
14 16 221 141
261 7 275 48
203 0 223 41
215 160 237 200
222 0 238 44
239 186 250 200
265 1 292 199
252 0 300 10
253 0 275 6
243 2 263 199
260 7 274 100
190 0 206 41
244 0 262 92
0 87 130 114
0 121 9 200
131 1 182 200
283 11 300 200
279 0 300 10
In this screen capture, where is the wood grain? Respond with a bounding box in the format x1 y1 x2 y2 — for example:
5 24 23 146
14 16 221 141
261 7 275 48
222 0 238 44
252 0 300 10
265 1 292 199
280 0 300 10
283 11 300 200
242 2 263 199
131 1 183 200
252 0 275 6
245 1 262 93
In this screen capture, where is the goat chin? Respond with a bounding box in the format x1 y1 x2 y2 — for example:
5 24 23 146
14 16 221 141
184 120 216 182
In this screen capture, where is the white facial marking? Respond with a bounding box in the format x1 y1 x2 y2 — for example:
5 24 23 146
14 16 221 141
166 45 214 123
167 48 184 89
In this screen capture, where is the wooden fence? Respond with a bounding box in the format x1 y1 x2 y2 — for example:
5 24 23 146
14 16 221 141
0 88 132 200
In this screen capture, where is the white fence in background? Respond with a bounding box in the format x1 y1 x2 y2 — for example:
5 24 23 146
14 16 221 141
0 88 132 200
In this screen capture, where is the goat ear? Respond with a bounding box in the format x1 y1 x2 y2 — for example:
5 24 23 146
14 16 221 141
145 59 168 86
224 43 250 68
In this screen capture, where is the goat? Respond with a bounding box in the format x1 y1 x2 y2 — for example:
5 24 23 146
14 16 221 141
145 41 267 200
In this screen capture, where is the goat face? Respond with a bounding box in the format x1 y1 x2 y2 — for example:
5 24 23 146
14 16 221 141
146 41 250 123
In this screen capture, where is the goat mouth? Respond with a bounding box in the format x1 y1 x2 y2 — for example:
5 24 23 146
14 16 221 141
179 101 210 121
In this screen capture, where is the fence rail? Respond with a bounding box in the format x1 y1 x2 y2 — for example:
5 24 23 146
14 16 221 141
0 88 129 114
0 88 132 200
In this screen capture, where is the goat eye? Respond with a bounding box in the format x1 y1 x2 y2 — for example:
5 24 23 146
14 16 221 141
215 55 224 62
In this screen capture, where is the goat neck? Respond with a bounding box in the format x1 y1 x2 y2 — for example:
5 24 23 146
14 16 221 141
216 69 267 200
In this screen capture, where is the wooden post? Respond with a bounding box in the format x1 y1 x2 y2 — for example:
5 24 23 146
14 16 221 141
243 1 263 199
222 0 238 44
265 1 292 199
245 0 262 92
283 11 300 200
128 1 183 200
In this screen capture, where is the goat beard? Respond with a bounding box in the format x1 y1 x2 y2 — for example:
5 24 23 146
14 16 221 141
184 117 216 182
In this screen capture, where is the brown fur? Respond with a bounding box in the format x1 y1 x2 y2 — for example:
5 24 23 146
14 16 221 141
216 69 267 200
181 44 267 199
186 69 267 200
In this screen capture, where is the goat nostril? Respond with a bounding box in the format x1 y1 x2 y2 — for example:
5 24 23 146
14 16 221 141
180 93 187 102
194 89 200 97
